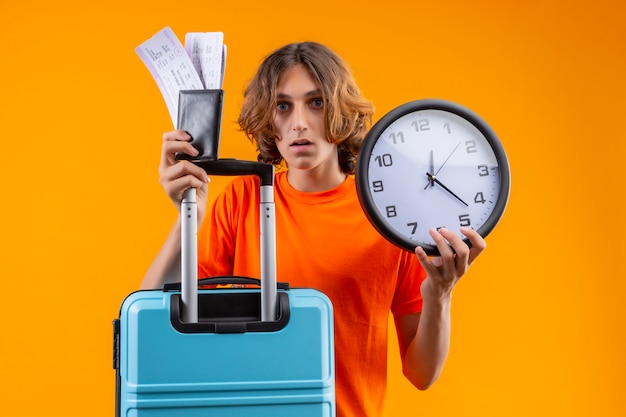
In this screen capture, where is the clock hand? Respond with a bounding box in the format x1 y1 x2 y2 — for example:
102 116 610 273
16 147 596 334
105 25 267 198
424 150 435 190
425 172 469 207
434 141 462 176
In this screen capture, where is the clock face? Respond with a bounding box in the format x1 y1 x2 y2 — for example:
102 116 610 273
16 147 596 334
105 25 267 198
356 100 510 255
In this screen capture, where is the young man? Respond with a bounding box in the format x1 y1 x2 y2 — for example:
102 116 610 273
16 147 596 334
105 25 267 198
142 41 486 417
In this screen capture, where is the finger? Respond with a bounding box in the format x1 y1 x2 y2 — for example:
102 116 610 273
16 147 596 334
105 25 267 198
160 140 199 171
429 228 454 259
173 173 207 190
439 228 471 264
436 228 475 281
161 160 208 185
161 140 199 159
164 175 208 203
414 246 441 277
460 227 487 264
161 162 208 197
163 129 191 142
429 228 458 279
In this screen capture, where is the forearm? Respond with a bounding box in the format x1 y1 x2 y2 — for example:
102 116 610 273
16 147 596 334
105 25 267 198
403 296 452 390
140 218 182 289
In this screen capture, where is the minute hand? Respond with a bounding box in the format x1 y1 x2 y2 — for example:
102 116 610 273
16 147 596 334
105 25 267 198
425 173 469 207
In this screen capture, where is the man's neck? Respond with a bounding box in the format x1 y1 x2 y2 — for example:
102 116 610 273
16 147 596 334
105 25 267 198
286 166 347 193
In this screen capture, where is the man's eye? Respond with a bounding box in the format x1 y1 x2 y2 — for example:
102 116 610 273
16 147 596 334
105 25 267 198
277 102 289 111
311 99 324 108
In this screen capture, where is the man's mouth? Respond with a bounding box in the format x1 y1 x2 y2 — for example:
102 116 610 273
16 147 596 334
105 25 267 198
291 139 312 147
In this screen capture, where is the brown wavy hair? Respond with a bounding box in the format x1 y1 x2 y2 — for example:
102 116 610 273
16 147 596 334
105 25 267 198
238 42 374 174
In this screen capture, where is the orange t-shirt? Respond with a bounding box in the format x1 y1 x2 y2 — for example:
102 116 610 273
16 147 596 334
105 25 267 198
198 172 425 417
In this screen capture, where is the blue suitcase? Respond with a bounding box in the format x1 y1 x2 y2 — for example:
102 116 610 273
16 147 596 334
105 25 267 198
113 160 335 416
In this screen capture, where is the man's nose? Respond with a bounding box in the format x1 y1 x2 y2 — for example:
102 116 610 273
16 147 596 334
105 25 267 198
291 103 308 131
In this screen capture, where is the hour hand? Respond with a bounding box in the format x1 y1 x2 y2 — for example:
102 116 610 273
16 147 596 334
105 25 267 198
424 150 435 190
425 173 469 207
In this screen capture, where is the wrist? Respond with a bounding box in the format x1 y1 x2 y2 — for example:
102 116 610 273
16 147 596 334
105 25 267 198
422 294 452 313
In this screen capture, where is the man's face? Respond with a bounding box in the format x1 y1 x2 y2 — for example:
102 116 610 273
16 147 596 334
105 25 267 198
273 64 338 174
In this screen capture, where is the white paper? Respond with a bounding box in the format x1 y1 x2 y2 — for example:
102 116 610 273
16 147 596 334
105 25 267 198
135 27 205 126
184 32 227 89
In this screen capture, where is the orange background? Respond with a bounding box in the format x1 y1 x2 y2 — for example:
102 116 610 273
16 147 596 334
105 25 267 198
1 1 624 416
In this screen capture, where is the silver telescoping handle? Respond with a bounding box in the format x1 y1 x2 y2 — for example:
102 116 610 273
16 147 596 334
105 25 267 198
260 184 276 322
181 187 198 323
177 159 277 323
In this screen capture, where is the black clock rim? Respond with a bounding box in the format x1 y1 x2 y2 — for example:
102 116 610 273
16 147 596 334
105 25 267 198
355 99 511 256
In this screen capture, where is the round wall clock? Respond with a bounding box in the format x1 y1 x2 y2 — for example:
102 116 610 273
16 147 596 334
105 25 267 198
356 99 510 255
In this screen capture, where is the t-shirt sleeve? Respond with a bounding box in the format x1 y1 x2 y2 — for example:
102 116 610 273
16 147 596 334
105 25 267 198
390 250 426 317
